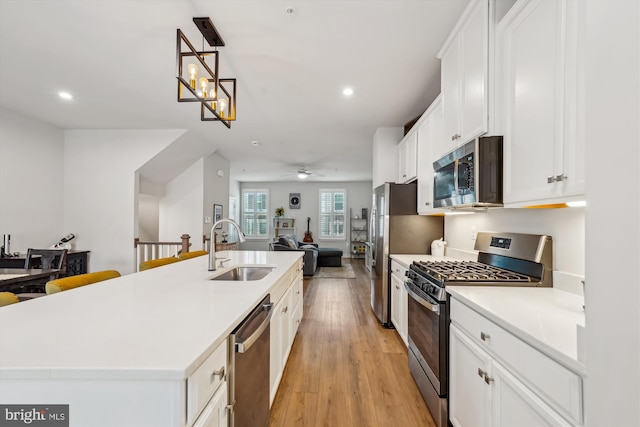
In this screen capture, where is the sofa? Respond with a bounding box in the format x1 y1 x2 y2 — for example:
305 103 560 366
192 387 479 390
271 234 343 276
271 235 318 276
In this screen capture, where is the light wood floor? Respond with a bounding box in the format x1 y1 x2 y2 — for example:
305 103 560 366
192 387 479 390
269 259 436 427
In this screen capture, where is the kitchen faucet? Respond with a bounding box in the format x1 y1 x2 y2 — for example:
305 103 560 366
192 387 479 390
209 218 246 271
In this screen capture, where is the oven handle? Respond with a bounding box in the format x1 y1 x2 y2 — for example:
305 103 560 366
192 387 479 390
404 281 440 315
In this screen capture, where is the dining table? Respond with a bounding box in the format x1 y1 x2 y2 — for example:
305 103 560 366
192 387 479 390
0 268 61 294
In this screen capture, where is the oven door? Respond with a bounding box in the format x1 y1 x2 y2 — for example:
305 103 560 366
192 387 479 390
405 281 448 396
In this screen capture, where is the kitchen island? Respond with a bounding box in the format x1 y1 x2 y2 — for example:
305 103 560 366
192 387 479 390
0 250 303 426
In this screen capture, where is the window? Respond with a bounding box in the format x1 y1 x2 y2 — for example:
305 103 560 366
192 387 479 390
319 189 346 239
242 189 269 239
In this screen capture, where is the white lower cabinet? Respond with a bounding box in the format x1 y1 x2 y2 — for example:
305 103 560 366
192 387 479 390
192 382 228 427
449 298 583 426
187 339 228 427
390 260 408 346
270 260 303 405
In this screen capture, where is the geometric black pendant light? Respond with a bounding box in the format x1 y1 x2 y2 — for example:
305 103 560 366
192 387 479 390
176 17 236 128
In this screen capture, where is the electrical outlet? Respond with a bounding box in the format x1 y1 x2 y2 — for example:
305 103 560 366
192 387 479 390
471 226 477 241
205 216 212 224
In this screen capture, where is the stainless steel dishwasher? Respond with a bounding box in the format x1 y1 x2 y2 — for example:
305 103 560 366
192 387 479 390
228 294 273 427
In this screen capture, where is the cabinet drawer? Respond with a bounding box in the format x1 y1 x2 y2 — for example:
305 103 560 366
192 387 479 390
450 298 583 424
390 260 408 279
187 340 228 425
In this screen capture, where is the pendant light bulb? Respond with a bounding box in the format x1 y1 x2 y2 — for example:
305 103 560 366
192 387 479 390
199 77 208 98
219 99 226 118
187 64 198 89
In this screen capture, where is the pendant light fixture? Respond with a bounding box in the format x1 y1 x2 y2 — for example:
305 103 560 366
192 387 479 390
176 17 236 128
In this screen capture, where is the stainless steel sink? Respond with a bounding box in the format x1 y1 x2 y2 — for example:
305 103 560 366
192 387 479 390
209 266 276 281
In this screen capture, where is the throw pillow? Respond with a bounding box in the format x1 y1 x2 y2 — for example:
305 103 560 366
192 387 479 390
282 236 296 249
300 245 316 249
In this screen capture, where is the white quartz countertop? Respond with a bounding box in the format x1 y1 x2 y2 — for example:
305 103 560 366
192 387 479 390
0 251 302 381
390 254 457 268
447 286 586 375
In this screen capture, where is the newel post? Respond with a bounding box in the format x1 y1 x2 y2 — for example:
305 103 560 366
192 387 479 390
181 234 191 253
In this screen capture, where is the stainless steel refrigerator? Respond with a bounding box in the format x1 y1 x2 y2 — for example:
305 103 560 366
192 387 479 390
370 182 444 327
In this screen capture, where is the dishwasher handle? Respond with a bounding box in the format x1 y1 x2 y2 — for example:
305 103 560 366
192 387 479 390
235 302 273 354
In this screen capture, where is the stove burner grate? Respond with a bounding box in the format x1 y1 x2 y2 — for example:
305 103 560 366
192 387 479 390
413 260 531 283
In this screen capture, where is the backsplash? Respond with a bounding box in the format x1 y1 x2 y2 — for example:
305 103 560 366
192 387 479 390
444 207 585 294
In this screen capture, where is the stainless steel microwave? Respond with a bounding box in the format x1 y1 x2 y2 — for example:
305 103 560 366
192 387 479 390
432 136 503 209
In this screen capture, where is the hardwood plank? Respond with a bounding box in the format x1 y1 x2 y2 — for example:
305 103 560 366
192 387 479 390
270 259 435 427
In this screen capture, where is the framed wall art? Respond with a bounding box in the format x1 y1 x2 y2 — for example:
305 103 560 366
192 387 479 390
289 193 301 209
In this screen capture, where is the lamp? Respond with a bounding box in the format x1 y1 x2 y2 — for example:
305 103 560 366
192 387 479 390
176 17 236 128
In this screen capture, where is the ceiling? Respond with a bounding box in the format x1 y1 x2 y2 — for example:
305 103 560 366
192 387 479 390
0 0 469 184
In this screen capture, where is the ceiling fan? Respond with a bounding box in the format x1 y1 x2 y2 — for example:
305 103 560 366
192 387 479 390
285 166 323 179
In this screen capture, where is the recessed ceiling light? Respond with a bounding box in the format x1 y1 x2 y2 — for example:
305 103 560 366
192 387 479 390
58 91 73 100
342 87 354 97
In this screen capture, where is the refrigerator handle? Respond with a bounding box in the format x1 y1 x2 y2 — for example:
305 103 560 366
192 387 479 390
370 207 376 262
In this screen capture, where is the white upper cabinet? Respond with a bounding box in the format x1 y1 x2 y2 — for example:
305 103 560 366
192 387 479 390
417 95 443 215
497 0 585 206
397 130 418 183
373 127 403 188
438 0 491 156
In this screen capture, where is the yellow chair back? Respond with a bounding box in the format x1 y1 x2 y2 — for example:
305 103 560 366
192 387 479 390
0 292 20 307
178 250 209 261
139 256 180 271
46 270 121 294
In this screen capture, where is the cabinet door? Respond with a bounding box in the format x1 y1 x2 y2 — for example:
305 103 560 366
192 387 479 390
500 0 566 204
461 0 489 142
418 96 443 214
399 278 408 346
491 362 572 427
441 37 462 148
450 324 492 427
270 295 285 403
192 382 228 427
398 131 418 183
390 273 402 332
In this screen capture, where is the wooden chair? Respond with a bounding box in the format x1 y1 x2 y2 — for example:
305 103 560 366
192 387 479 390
139 256 180 271
178 250 209 261
0 292 19 307
46 270 121 294
20 248 68 295
24 248 68 272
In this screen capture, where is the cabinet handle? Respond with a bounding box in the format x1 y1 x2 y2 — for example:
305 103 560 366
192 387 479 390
484 374 494 385
211 366 225 380
477 368 486 378
548 174 567 184
480 332 490 341
282 306 288 314
425 202 431 206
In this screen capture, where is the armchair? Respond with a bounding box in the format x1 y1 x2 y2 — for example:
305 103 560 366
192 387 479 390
271 235 318 276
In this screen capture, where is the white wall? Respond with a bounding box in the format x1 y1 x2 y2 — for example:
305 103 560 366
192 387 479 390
203 152 231 248
583 1 639 425
64 129 183 275
158 158 204 247
0 108 65 252
444 207 585 280
138 194 159 241
239 181 372 253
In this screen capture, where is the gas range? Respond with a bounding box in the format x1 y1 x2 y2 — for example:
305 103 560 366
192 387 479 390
404 231 554 427
406 232 553 302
